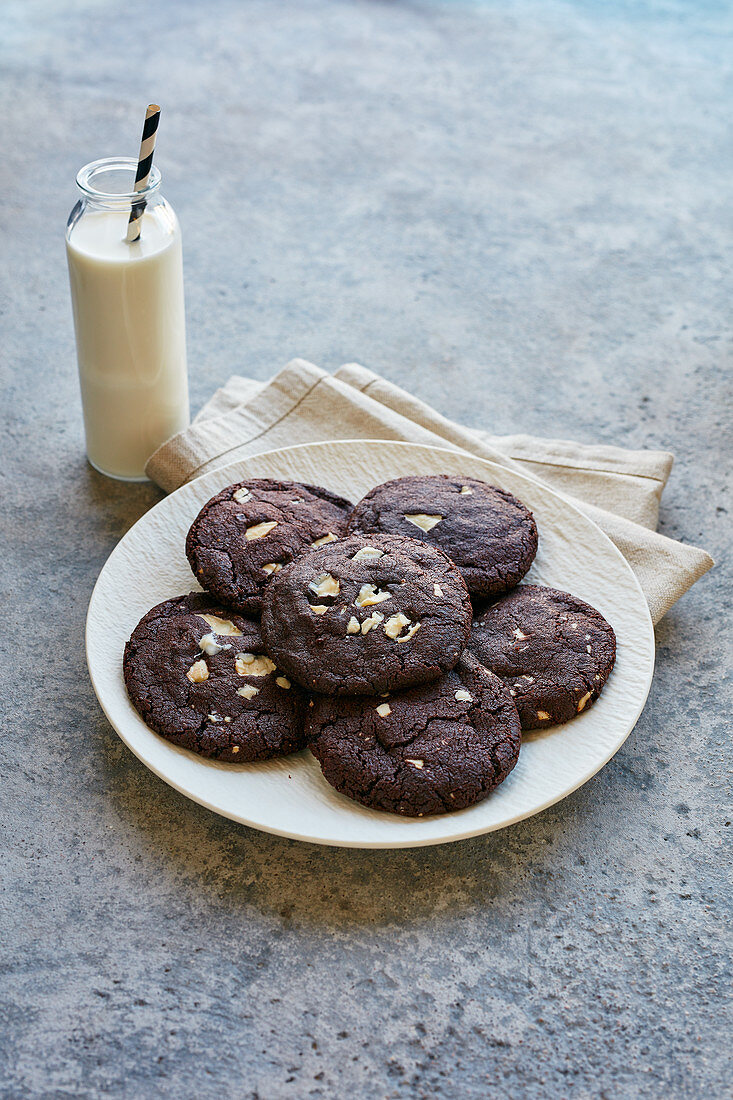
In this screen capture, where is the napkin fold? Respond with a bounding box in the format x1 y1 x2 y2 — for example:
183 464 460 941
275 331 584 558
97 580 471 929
146 359 713 624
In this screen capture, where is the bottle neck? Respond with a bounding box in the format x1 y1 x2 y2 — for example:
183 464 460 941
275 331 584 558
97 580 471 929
75 156 162 211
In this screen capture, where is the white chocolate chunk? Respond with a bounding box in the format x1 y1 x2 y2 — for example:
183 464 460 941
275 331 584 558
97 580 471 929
237 684 260 700
186 659 209 684
351 546 384 561
396 623 421 643
198 614 242 636
262 562 282 576
406 758 424 769
198 633 231 656
459 486 473 495
513 629 528 640
383 612 412 640
233 487 252 503
355 583 391 607
245 520 278 541
537 710 550 721
235 653 276 677
577 691 592 712
433 583 443 597
207 712 223 723
404 513 443 532
311 532 338 548
455 689 473 702
346 616 361 635
276 676 291 689
309 572 340 598
311 604 330 615
376 703 392 717
361 611 384 635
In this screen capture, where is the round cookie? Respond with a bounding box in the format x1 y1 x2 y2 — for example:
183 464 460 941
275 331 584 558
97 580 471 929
260 533 472 696
123 593 307 762
307 653 521 816
186 479 352 613
347 474 538 597
468 584 616 729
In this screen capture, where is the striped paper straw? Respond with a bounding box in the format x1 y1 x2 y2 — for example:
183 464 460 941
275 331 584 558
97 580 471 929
126 104 161 243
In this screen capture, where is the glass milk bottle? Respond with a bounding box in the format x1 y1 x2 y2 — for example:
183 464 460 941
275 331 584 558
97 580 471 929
66 157 189 480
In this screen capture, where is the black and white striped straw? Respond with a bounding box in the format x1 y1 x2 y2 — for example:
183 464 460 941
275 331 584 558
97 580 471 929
126 104 161 243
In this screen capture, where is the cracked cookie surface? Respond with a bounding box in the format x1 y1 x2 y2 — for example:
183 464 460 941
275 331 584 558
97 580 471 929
123 593 307 762
347 474 538 597
186 478 352 613
307 653 521 816
260 533 472 695
468 584 616 729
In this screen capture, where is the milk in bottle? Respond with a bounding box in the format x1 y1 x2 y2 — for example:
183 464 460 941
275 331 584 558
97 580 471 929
66 157 189 480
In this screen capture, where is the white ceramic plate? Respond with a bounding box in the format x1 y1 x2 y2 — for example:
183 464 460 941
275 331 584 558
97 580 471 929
86 440 655 848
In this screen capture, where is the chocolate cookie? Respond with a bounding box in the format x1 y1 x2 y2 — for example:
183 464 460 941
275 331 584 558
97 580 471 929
347 474 538 597
468 584 616 729
123 593 307 762
307 653 521 816
186 479 352 613
260 533 472 696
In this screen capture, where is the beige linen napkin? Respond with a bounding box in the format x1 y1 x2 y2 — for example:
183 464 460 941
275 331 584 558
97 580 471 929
146 359 713 623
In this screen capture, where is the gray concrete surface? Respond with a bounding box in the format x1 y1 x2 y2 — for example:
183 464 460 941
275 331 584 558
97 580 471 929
1 1 731 1097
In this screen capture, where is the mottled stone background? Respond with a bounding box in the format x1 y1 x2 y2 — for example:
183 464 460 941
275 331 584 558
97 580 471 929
1 1 730 1097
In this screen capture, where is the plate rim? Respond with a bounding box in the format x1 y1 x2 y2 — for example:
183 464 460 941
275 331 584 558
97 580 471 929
86 438 655 848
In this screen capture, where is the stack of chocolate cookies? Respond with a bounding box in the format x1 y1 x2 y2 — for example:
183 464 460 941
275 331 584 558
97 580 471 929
124 474 616 817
